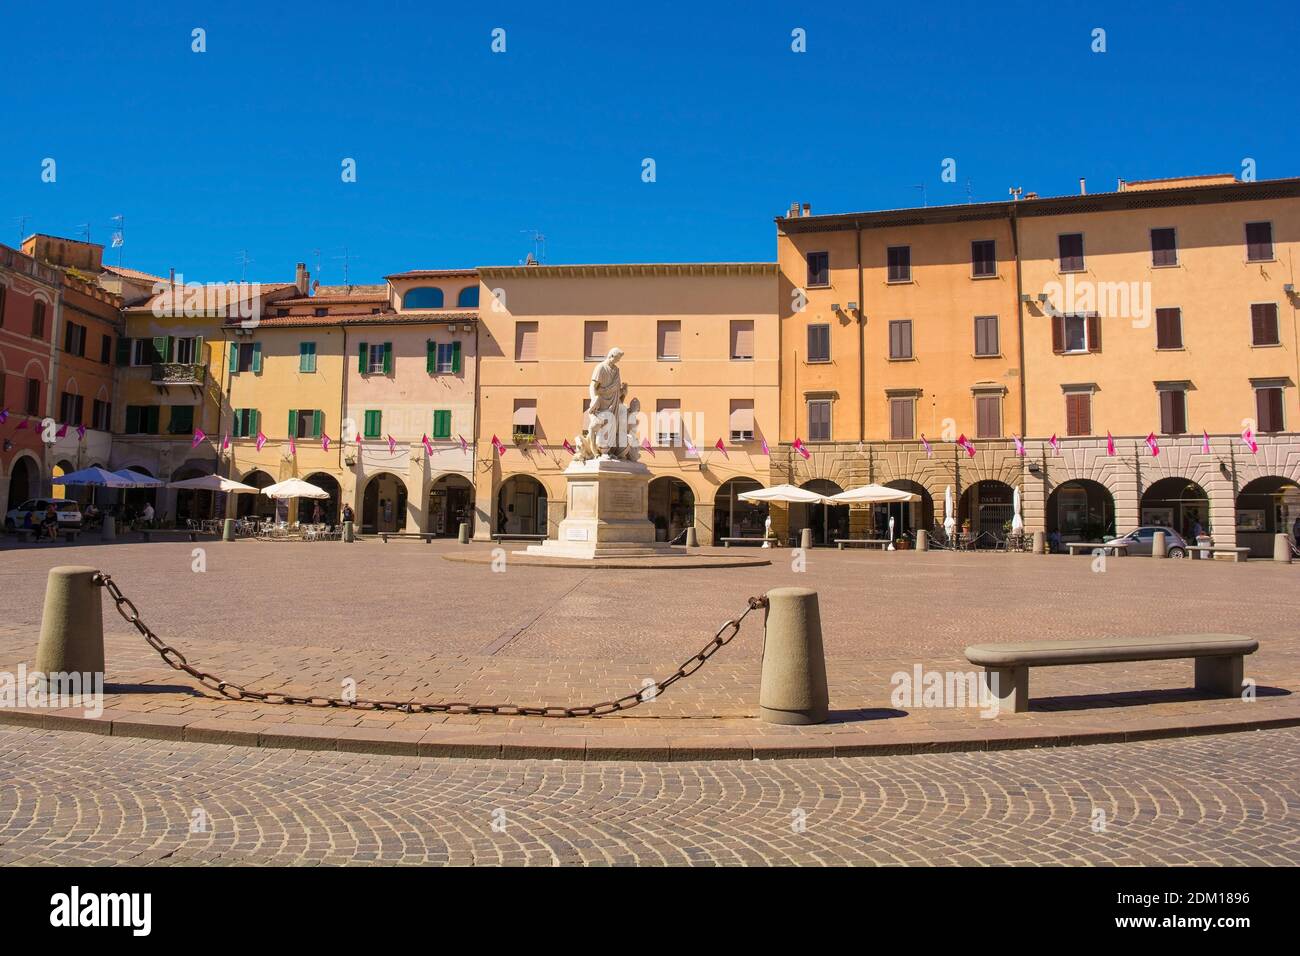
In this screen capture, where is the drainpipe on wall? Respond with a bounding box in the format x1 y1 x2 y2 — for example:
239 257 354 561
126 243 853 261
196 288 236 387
856 222 865 442
1010 204 1028 439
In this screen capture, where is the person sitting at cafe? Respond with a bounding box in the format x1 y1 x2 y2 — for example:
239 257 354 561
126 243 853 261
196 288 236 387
141 501 155 527
41 503 60 540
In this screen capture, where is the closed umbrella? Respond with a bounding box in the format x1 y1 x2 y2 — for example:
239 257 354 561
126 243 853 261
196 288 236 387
1012 487 1024 533
944 486 955 539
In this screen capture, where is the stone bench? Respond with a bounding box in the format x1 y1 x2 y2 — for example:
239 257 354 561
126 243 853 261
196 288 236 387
491 533 547 543
720 537 767 547
1189 546 1250 563
1065 541 1130 556
965 634 1258 713
834 538 891 550
379 532 438 543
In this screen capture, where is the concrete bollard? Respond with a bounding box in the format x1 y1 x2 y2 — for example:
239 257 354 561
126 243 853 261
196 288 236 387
1032 530 1045 554
759 587 829 725
223 518 235 542
1275 533 1292 563
916 529 929 552
799 527 812 551
458 522 470 544
100 515 115 542
342 520 355 543
34 566 105 678
1152 530 1167 558
684 527 699 548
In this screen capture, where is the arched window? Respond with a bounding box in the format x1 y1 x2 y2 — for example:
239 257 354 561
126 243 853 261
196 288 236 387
402 287 444 310
457 285 479 308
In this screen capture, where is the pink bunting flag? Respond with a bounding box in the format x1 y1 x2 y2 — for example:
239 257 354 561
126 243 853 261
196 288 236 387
1012 434 1025 457
422 434 435 456
387 434 397 454
191 428 206 449
956 434 976 458
458 433 468 453
356 432 364 448
17 418 28 430
322 433 331 452
1106 431 1116 455
684 436 698 457
1145 432 1160 457
1048 433 1060 455
792 437 810 460
533 436 548 453
1201 429 1211 454
640 436 656 457
55 423 68 438
255 431 267 451
562 438 575 455
920 434 933 458
76 423 86 440
760 437 770 456
0 408 8 424
714 437 729 459
491 434 506 456
222 433 231 452
289 435 297 456
1242 427 1258 454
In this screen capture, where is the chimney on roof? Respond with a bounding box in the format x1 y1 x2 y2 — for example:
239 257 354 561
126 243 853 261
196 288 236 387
788 202 799 218
1117 178 1127 191
1079 178 1087 195
294 262 309 295
802 203 811 217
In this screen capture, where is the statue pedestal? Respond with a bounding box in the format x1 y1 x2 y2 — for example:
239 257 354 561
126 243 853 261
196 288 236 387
525 458 676 560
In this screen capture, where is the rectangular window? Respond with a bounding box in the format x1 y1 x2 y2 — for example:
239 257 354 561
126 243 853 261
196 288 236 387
1055 313 1099 353
299 341 317 372
1151 228 1178 266
971 240 996 278
728 400 754 442
512 400 537 439
1246 221 1274 262
1155 308 1183 349
807 324 830 363
657 320 681 360
59 392 83 425
889 398 915 441
975 395 1001 438
232 408 259 438
172 336 198 364
25 377 41 415
974 315 999 356
236 342 257 372
1065 392 1092 436
32 300 45 338
655 399 681 446
367 343 388 374
888 320 913 359
806 251 829 287
1251 303 1280 346
292 409 321 439
432 409 452 440
1256 387 1285 433
363 409 382 439
583 321 608 360
63 322 86 356
886 245 911 283
0 284 6 326
435 343 455 373
1159 389 1187 435
1058 233 1085 272
514 321 538 362
169 404 195 435
133 339 157 366
125 405 160 435
807 400 832 442
100 334 112 364
729 320 754 360
92 399 111 431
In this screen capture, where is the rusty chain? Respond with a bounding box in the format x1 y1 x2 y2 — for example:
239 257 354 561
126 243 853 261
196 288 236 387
92 571 767 718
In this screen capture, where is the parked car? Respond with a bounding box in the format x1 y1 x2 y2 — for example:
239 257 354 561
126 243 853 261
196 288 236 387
4 498 83 533
1106 525 1188 558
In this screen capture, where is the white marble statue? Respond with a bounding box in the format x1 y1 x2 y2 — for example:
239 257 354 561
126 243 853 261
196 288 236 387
574 348 641 463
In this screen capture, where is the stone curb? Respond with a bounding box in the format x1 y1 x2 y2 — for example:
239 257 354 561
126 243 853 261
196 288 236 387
2 706 1297 761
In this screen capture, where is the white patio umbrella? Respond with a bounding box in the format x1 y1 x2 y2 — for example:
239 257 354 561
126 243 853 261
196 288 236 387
1012 486 1024 532
166 474 260 494
53 466 135 488
261 478 329 500
943 486 955 539
737 483 830 503
825 483 920 504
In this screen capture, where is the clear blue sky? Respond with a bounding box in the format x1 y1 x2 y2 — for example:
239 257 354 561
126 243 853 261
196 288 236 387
2 0 1295 285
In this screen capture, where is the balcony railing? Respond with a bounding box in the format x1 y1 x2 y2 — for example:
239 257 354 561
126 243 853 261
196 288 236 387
151 362 204 386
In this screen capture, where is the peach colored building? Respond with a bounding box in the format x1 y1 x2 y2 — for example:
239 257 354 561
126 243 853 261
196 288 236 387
474 263 778 545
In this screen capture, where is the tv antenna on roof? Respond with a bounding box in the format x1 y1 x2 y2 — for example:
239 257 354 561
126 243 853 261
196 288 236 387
333 246 358 288
75 223 92 243
14 216 30 243
235 249 254 282
110 214 125 268
520 229 546 264
912 185 927 208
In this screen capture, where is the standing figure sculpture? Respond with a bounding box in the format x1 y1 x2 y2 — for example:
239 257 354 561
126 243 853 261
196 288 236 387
574 347 640 462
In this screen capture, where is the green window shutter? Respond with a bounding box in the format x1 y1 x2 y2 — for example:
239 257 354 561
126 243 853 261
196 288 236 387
359 342 368 373
253 409 261 436
152 336 168 363
312 410 323 438
383 341 393 375
288 409 298 438
251 341 263 373
433 409 451 439
364 410 381 439
229 343 239 375
147 406 160 434
125 406 139 433
232 409 243 437
194 335 204 364
299 342 308 371
115 337 131 367
451 340 462 373
426 340 435 375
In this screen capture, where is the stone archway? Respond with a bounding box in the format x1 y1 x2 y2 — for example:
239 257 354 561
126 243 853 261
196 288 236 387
713 477 765 541
796 478 848 547
171 462 216 522
1236 476 1300 557
303 472 342 526
363 472 409 534
648 476 695 543
1141 477 1209 540
495 474 547 536
237 470 276 520
959 479 1015 545
3 455 41 528
881 479 933 541
428 473 474 537
1047 478 1115 543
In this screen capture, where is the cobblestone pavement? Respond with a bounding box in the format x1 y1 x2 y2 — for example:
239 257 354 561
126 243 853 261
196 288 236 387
1 725 1296 865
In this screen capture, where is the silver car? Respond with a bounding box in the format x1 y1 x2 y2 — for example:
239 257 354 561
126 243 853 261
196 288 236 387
1106 525 1189 558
